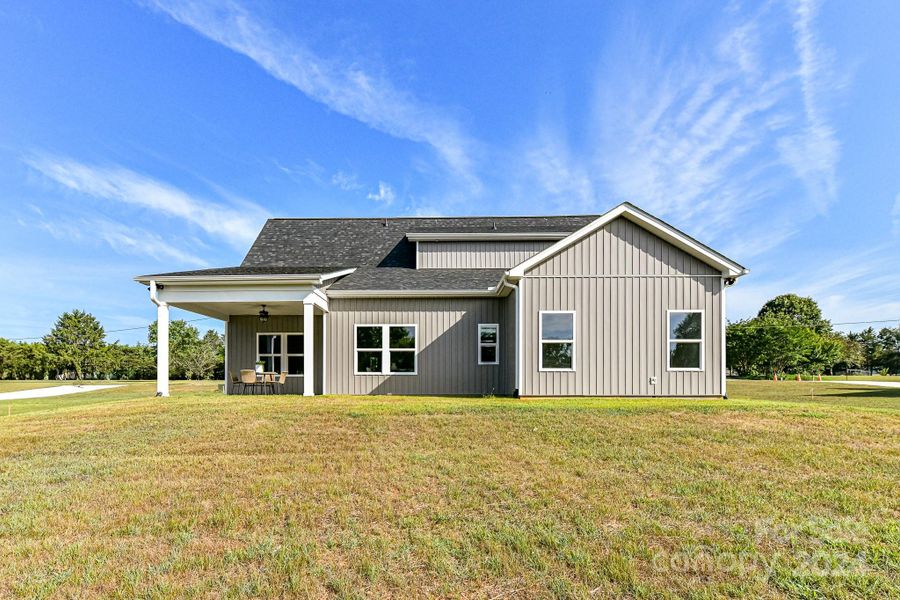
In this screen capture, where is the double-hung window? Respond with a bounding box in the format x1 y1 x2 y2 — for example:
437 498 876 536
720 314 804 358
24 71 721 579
355 325 417 375
539 311 575 371
667 310 703 371
477 324 499 365
257 333 304 375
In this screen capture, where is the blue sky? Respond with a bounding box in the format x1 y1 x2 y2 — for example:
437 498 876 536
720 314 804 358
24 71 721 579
1 0 898 344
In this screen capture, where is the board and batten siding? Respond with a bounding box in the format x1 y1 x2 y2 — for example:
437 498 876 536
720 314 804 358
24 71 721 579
417 241 552 269
520 217 724 397
226 314 323 394
326 297 515 395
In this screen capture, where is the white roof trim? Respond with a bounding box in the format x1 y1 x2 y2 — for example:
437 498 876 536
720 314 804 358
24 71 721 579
326 287 504 298
506 203 748 278
134 268 356 286
406 232 568 242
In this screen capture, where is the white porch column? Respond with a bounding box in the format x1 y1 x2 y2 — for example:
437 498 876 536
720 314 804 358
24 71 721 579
303 302 315 396
156 301 170 397
321 312 328 395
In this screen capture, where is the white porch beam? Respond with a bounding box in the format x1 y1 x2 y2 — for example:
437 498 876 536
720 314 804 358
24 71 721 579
303 302 315 396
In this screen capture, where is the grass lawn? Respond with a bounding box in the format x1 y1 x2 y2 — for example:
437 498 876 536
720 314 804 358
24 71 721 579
0 381 897 598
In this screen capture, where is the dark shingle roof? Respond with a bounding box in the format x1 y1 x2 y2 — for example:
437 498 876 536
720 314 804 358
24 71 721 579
138 215 599 284
328 268 506 291
140 265 351 278
241 216 598 269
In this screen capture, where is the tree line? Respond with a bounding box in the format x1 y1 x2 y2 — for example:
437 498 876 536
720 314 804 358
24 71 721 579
0 310 224 380
726 294 900 377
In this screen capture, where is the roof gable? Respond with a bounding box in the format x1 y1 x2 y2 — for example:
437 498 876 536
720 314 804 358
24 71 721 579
507 203 748 278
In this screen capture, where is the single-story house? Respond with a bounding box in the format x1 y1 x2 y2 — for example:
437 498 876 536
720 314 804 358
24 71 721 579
135 202 747 397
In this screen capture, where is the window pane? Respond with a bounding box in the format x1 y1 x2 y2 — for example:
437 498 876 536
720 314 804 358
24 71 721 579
357 351 382 373
356 327 382 349
288 355 304 375
541 313 574 340
389 326 416 349
669 342 701 368
479 325 497 344
258 334 280 354
389 351 415 373
669 312 702 340
261 355 281 372
542 342 573 369
287 334 303 354
480 345 497 364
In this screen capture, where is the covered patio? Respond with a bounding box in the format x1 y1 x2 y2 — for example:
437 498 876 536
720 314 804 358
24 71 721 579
138 272 342 397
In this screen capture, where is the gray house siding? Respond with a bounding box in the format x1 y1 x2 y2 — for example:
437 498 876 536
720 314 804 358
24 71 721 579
520 217 723 397
326 297 514 395
226 314 322 394
417 241 552 269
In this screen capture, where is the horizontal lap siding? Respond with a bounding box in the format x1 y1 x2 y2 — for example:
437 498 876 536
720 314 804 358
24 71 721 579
226 315 305 394
418 241 552 268
327 298 512 395
521 217 723 397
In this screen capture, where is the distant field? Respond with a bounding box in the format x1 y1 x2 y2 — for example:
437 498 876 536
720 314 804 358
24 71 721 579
0 380 896 597
820 374 900 382
0 380 81 393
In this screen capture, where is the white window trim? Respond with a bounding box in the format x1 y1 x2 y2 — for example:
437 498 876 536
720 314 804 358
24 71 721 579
256 332 305 377
477 323 500 365
538 310 576 372
354 324 418 376
666 309 704 372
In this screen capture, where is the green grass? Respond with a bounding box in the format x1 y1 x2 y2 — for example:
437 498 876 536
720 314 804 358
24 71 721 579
0 380 897 598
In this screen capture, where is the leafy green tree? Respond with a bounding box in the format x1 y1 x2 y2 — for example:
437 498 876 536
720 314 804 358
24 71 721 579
43 310 106 379
148 321 224 380
849 328 879 375
877 326 900 374
757 294 831 334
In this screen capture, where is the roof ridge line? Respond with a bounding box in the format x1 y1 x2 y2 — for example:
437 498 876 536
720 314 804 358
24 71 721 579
267 214 603 221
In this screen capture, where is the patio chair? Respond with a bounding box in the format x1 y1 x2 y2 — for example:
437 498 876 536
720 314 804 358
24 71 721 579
229 372 244 395
272 371 288 394
240 369 261 395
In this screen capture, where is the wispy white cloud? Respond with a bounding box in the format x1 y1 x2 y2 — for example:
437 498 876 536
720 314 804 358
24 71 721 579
523 130 596 213
776 0 840 210
26 154 268 247
367 181 395 205
331 170 363 191
515 2 841 258
36 217 209 266
147 0 479 188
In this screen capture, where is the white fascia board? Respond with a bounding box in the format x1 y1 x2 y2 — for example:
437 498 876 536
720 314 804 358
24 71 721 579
406 232 569 242
506 203 749 279
326 287 503 298
133 272 352 286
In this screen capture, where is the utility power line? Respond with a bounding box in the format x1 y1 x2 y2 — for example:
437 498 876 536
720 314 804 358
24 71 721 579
6 316 216 342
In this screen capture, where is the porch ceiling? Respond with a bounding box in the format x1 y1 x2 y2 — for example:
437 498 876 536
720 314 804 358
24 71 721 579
166 301 319 320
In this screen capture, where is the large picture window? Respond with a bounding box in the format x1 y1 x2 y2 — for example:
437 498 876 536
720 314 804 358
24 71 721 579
667 310 703 371
355 324 417 375
539 311 575 371
478 324 499 365
257 333 304 375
